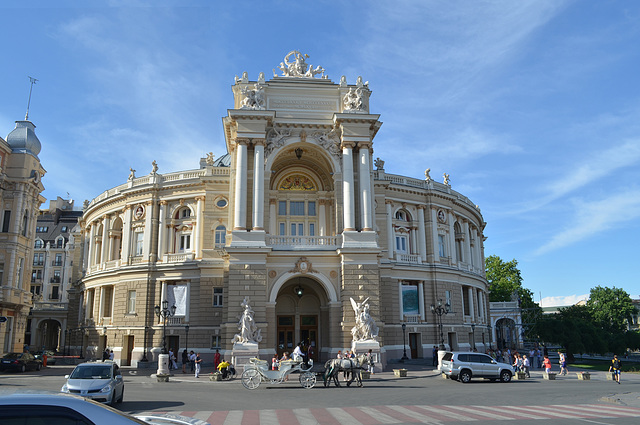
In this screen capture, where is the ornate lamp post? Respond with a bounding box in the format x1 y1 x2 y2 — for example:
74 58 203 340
141 326 149 362
400 323 408 362
430 299 450 350
471 323 476 351
154 300 176 355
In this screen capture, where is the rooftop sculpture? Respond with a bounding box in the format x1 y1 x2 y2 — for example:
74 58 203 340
273 50 326 78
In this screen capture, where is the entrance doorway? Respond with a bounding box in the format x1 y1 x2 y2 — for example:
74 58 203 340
300 315 318 362
409 333 420 359
122 335 134 366
277 316 294 358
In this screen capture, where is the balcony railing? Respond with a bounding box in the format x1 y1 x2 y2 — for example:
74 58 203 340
404 314 423 323
267 235 341 250
164 252 195 263
397 253 421 264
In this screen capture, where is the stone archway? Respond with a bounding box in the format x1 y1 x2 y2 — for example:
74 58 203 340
39 319 62 352
495 318 517 350
273 275 331 362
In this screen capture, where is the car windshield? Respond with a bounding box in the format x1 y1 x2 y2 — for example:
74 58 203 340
70 365 112 379
3 353 22 359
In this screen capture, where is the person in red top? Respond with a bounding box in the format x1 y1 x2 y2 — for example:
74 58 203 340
543 355 552 373
214 349 221 370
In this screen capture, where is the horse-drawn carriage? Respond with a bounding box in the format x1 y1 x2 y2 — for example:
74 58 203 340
241 357 316 390
323 353 373 387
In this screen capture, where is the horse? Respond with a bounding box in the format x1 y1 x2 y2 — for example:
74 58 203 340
323 354 372 388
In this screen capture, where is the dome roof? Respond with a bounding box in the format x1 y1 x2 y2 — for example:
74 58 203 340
212 153 231 167
6 120 41 157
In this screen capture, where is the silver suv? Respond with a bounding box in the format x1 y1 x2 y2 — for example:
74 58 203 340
61 361 124 405
440 351 513 383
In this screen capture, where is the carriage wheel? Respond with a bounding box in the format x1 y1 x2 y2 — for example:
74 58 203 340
300 371 316 389
241 369 261 390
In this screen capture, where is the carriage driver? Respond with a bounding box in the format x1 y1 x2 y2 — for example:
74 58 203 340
293 342 306 362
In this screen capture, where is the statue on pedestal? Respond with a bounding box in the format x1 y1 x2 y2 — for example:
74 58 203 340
232 297 262 344
350 297 379 342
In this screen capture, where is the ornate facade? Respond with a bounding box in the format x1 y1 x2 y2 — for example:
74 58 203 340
72 52 489 367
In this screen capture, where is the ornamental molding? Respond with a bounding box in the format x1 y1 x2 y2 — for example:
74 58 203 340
289 257 318 274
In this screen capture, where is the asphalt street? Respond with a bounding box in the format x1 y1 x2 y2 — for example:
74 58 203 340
1 363 639 424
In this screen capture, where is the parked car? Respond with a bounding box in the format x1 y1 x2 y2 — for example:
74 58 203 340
0 392 210 424
440 351 513 383
61 361 124 406
0 352 42 372
33 350 57 365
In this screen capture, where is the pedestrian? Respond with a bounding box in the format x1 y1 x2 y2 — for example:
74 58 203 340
306 342 314 367
543 355 552 374
189 350 196 372
102 348 110 362
194 352 202 378
214 349 221 370
367 349 375 374
522 355 531 378
609 354 622 384
181 349 188 373
432 346 438 366
558 352 568 376
109 350 114 361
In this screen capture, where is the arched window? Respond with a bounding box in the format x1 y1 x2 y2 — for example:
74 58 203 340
215 225 226 247
34 239 43 249
394 209 412 255
55 237 65 248
176 207 191 219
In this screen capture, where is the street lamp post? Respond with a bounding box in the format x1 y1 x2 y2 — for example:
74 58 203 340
430 299 451 350
400 323 408 362
154 300 176 354
141 326 149 362
185 324 189 354
471 323 476 351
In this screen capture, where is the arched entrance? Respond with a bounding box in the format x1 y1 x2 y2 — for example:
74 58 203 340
275 275 329 362
39 319 61 351
495 318 517 350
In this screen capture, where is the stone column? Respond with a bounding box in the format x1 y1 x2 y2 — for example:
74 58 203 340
194 196 204 259
233 139 249 230
87 224 96 268
157 201 167 261
448 211 456 264
386 201 394 259
269 199 276 235
100 215 110 264
121 206 132 263
410 227 418 255
417 206 427 262
398 281 404 321
419 282 426 321
318 200 326 236
463 220 471 265
431 208 440 262
252 140 265 230
358 143 373 231
468 287 475 321
142 201 154 261
341 142 356 231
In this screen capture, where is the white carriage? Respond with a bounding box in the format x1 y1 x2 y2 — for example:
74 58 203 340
241 357 316 390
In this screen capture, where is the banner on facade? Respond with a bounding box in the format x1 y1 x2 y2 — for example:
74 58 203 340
401 285 419 316
167 284 187 317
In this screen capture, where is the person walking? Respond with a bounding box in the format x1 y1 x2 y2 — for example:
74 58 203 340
609 354 622 384
522 355 531 378
214 349 221 370
189 350 196 372
558 352 568 376
543 355 552 374
432 346 438 367
194 352 202 378
181 349 188 373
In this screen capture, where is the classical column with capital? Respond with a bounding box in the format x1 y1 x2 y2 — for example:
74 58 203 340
195 196 205 258
386 200 394 259
142 201 154 261
417 205 427 262
121 206 132 263
252 139 265 230
157 201 167 261
431 207 440 262
100 216 110 265
463 220 471 265
233 139 249 230
358 142 373 231
341 142 356 231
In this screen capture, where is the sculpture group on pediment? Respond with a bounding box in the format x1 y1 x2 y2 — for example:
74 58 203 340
206 152 215 166
240 83 266 110
374 157 385 170
443 173 450 186
343 87 366 112
265 127 292 157
312 130 341 159
274 50 326 78
424 168 432 182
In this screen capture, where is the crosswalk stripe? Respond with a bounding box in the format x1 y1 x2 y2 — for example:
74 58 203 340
510 406 589 419
559 405 640 418
383 405 443 424
344 406 381 424
415 405 476 421
192 411 213 421
447 405 513 420
327 406 364 425
479 405 548 420
358 406 400 424
309 407 342 425
258 409 280 425
293 408 318 424
580 404 640 415
222 410 244 425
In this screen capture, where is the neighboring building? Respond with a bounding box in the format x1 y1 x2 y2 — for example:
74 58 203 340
26 197 83 352
630 298 639 332
0 118 46 354
73 52 489 367
489 301 523 350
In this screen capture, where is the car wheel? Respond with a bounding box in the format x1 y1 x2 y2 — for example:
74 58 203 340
36 363 41 371
20 364 26 373
459 370 472 383
500 370 512 383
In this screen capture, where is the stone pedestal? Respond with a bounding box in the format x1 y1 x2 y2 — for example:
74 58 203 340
543 372 556 380
231 342 259 371
393 369 408 377
352 340 382 373
156 353 170 376
577 372 590 380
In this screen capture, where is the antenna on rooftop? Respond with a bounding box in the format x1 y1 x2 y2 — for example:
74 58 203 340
25 76 38 120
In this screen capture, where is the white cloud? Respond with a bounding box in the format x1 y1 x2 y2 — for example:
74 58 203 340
534 189 640 255
540 294 589 307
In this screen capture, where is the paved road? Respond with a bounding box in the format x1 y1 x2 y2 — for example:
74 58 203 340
1 363 639 424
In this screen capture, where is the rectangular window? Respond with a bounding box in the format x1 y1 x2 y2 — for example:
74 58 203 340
213 287 223 307
16 258 24 287
290 223 296 236
278 201 287 216
308 201 316 216
279 222 285 236
127 290 136 314
438 235 446 257
30 284 41 295
445 290 451 308
290 201 305 216
35 226 48 233
2 211 11 233
180 234 191 251
21 213 28 236
0 262 4 285
56 239 64 248
51 285 60 300
103 286 114 317
396 236 407 253
462 287 470 316
309 223 315 236
54 253 63 266
33 253 44 266
135 232 144 256
52 270 61 283
87 289 95 319
211 335 221 349
61 226 68 232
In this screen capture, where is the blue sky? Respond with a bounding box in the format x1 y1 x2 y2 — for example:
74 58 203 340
1 1 639 305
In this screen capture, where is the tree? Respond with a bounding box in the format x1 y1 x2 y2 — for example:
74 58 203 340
586 286 635 333
485 255 535 308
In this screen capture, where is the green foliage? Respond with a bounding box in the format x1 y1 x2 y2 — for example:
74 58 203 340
485 255 534 307
586 286 635 333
